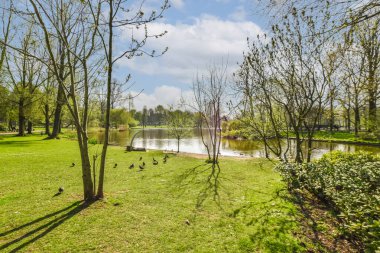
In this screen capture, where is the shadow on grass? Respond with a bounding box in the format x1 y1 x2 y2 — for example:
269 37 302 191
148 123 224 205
0 201 91 252
230 189 303 252
173 162 222 209
0 138 45 147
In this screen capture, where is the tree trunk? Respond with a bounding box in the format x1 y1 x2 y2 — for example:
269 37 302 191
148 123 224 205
354 106 360 137
368 90 377 132
77 131 94 201
329 93 334 133
306 134 312 163
97 1 113 199
18 99 25 136
44 104 50 135
51 84 64 138
27 121 33 134
50 40 66 139
177 137 180 153
346 107 351 132
294 130 303 163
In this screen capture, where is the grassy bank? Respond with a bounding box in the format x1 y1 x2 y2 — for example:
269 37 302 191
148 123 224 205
0 135 305 252
304 131 380 145
223 128 380 146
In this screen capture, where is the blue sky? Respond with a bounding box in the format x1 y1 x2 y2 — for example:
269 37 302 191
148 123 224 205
114 0 269 110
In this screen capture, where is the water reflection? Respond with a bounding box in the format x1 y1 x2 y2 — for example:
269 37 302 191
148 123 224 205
91 128 380 159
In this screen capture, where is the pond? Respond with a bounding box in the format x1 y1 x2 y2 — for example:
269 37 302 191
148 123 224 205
90 128 380 159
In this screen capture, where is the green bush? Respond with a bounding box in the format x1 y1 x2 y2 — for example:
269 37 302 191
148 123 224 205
276 151 380 251
359 131 380 141
0 123 7 131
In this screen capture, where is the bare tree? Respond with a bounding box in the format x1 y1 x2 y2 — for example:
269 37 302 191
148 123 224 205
166 105 192 153
87 0 169 199
237 7 334 163
261 0 380 29
23 0 104 201
0 1 12 73
193 62 227 165
351 19 380 132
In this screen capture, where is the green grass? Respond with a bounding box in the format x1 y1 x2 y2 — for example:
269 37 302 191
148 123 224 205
287 130 380 145
0 135 304 252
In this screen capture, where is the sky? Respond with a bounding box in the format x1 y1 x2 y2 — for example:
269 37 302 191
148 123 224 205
114 0 269 110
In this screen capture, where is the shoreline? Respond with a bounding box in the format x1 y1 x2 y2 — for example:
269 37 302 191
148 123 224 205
223 134 380 147
145 149 255 160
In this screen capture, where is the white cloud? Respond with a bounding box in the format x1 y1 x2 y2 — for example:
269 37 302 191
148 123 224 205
170 0 184 9
117 15 265 85
128 85 194 110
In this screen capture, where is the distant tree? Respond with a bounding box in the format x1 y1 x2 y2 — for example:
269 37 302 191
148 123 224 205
110 108 129 129
349 20 380 132
166 105 192 153
4 27 45 136
155 105 166 125
142 106 148 128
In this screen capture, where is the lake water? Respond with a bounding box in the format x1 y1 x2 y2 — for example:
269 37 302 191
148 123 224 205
90 128 380 159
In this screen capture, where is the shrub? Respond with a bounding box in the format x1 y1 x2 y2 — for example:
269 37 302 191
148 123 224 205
0 123 7 131
276 151 380 251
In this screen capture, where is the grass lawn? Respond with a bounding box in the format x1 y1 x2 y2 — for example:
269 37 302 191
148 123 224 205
0 135 304 252
293 131 380 145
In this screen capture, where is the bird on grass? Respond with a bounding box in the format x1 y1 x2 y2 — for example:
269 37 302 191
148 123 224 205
153 157 157 162
113 163 118 168
53 187 64 197
129 163 135 169
153 160 158 165
163 157 167 164
164 154 169 159
139 156 143 161
142 161 145 166
139 164 145 171
70 162 75 167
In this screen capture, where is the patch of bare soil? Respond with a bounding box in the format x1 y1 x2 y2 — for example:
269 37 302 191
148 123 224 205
291 190 363 253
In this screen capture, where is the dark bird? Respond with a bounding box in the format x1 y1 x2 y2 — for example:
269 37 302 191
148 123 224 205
71 162 75 167
129 163 135 169
139 156 143 161
142 161 145 166
153 160 158 165
139 164 144 170
163 157 167 164
185 219 190 226
113 163 118 168
153 157 157 163
53 187 64 197
164 154 169 159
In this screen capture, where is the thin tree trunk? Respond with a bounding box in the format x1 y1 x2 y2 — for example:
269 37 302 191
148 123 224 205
354 106 360 137
18 99 25 136
97 1 113 198
50 40 66 138
44 104 50 135
77 130 94 201
329 94 334 133
368 88 377 132
27 121 33 134
294 130 303 163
